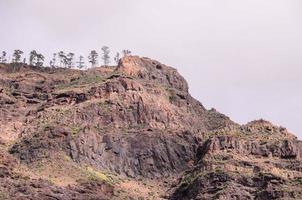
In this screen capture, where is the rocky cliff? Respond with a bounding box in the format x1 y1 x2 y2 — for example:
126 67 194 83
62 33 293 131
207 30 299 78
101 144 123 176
0 56 301 200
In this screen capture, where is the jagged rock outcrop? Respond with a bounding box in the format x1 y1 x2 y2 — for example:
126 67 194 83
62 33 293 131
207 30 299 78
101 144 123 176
0 146 114 200
170 121 302 200
198 136 302 160
10 126 201 178
170 169 302 200
116 56 189 92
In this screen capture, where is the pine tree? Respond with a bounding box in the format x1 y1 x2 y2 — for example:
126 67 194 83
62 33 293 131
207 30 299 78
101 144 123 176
66 52 74 68
36 54 45 67
88 50 98 68
58 51 66 67
76 55 85 69
114 52 120 64
29 50 37 65
0 51 7 63
101 46 110 66
122 49 131 57
12 49 23 63
50 53 57 68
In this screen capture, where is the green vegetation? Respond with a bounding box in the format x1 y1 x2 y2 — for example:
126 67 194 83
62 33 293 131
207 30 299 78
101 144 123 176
106 71 123 79
71 126 81 137
63 154 72 161
55 69 128 90
214 167 224 173
95 124 106 134
178 171 200 192
0 190 10 200
81 166 116 185
41 121 53 130
98 100 112 108
56 73 105 89
294 178 302 185
0 191 9 200
165 88 178 102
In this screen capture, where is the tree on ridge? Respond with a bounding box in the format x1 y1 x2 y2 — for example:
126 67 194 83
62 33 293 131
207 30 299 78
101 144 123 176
0 51 7 63
36 53 45 67
50 53 57 68
29 50 37 66
122 49 131 57
101 46 110 66
114 52 120 64
88 50 98 68
12 49 23 63
66 52 75 68
58 51 66 67
77 55 85 69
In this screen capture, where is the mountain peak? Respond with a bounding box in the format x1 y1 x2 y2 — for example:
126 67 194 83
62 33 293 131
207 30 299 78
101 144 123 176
116 56 189 92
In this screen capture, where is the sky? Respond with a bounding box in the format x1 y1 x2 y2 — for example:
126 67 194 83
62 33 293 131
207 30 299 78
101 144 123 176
0 0 301 138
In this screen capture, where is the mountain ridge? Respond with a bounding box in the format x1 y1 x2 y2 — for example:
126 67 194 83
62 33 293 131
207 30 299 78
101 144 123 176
0 56 301 199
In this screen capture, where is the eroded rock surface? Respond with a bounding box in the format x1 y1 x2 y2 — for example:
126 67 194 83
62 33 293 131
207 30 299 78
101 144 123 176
0 57 301 199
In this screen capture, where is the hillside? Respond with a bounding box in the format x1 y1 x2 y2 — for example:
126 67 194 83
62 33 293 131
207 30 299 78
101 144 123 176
0 56 301 200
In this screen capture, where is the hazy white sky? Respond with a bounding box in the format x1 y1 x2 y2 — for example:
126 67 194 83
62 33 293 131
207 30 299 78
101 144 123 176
0 0 301 138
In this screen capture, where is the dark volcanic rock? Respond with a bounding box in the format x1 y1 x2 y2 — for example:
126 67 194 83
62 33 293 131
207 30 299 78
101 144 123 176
198 136 302 160
11 126 201 178
68 130 200 178
170 125 302 200
2 177 113 200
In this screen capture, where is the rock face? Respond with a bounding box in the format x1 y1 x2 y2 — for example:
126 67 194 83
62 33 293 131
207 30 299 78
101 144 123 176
116 56 189 92
0 146 114 200
170 121 302 200
0 57 301 200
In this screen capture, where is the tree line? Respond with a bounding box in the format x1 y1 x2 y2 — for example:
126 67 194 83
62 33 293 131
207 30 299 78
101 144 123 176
0 47 132 69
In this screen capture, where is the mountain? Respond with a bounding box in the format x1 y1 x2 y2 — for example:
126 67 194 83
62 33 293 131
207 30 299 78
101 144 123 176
0 56 301 200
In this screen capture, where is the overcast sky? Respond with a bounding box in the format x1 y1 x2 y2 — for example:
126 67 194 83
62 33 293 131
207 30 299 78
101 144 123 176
0 0 301 138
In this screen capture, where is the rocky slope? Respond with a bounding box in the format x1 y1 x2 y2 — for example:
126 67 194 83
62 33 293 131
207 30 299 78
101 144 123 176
0 56 301 200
